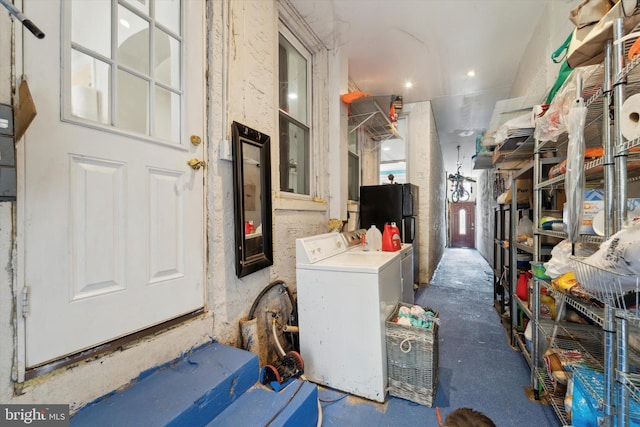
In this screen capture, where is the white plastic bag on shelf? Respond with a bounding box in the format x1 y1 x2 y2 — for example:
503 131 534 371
565 94 587 244
584 220 640 276
544 239 599 278
534 64 600 143
534 96 570 143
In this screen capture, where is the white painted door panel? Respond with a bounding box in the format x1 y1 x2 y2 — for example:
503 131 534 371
21 0 205 367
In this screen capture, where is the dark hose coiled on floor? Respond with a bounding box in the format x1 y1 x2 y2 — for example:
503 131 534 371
247 280 299 350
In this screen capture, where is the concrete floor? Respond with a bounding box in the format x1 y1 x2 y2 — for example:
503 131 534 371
318 248 560 426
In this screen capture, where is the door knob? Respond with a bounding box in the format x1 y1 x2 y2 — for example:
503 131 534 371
188 158 206 170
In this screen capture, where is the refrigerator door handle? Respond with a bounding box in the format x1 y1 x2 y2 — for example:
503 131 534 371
405 185 417 217
411 217 416 241
404 217 416 242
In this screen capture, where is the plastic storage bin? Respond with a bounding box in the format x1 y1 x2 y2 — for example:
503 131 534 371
571 366 640 427
385 302 439 407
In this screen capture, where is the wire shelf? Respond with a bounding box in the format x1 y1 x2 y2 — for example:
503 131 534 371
545 284 606 327
535 368 570 425
538 319 604 369
572 257 640 312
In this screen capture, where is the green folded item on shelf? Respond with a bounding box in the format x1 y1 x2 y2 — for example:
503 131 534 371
541 220 564 230
546 33 574 104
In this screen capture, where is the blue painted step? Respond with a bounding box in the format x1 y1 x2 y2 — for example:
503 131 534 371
71 342 259 427
206 379 318 427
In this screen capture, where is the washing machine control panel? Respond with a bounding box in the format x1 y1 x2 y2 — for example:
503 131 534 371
295 232 347 264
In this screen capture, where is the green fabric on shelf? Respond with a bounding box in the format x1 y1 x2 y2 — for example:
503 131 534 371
546 33 574 104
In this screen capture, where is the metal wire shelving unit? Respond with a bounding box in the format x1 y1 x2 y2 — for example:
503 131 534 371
528 12 640 427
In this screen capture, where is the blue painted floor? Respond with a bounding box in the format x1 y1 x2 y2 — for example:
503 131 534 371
318 248 560 426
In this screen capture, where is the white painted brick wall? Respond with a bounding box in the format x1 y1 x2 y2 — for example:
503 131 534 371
405 101 446 285
207 0 330 359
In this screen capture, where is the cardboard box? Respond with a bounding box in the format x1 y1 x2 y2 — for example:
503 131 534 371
500 178 533 206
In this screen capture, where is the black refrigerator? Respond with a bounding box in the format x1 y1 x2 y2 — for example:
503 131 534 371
359 183 419 274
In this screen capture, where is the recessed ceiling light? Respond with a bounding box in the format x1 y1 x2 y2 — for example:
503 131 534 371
382 147 391 151
405 81 413 89
467 70 476 77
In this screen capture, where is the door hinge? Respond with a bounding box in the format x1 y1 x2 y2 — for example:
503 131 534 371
22 286 29 318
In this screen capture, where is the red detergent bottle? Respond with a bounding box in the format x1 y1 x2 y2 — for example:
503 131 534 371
390 221 401 251
382 223 394 251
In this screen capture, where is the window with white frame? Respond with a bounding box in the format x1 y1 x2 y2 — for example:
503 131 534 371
278 28 311 195
65 0 183 144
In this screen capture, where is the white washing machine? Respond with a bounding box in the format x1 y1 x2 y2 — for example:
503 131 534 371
400 244 414 304
295 232 402 402
342 229 414 304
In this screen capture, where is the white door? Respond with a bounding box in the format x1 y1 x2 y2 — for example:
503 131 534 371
21 0 205 367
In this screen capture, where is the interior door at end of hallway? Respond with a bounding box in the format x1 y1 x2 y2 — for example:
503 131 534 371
21 0 206 367
449 202 475 248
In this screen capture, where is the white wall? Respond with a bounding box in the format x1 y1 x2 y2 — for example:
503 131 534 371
360 132 381 186
405 101 446 285
475 171 495 265
510 1 577 100
207 0 332 363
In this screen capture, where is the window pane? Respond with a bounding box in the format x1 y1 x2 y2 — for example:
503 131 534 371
118 5 150 75
154 30 180 88
153 86 180 143
379 161 406 184
71 0 111 57
460 210 467 235
278 35 307 124
155 0 181 34
279 115 309 194
117 70 149 134
348 152 359 201
71 50 111 124
67 0 185 141
348 128 358 153
121 0 149 15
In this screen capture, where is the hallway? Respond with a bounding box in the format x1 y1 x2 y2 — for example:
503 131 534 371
319 248 559 426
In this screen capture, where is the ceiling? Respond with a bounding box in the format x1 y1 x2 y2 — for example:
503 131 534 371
288 0 556 177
